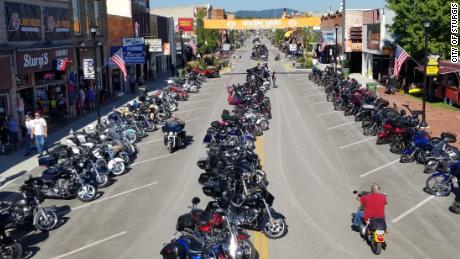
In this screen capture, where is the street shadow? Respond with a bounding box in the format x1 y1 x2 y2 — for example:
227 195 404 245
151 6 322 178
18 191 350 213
0 171 27 188
180 135 195 150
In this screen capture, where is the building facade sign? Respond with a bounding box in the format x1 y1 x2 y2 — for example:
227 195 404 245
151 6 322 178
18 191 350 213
5 2 41 41
17 47 74 74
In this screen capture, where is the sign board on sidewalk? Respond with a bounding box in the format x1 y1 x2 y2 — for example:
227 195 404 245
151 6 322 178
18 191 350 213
223 43 230 51
122 37 145 64
289 44 297 52
83 58 95 79
145 38 162 52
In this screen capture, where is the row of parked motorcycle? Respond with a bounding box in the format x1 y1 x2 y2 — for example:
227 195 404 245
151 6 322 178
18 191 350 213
309 67 460 214
0 69 215 259
160 65 287 259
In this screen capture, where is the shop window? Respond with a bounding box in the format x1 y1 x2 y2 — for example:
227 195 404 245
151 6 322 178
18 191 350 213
72 0 81 34
35 71 65 85
446 73 459 88
16 74 31 87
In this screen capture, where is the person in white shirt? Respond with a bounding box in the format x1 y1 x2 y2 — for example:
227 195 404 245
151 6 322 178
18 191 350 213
32 112 48 157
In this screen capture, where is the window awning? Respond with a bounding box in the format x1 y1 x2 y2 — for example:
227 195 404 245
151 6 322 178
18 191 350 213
416 61 460 75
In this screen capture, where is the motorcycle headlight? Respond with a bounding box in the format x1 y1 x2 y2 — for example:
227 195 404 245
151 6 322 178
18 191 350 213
169 132 174 136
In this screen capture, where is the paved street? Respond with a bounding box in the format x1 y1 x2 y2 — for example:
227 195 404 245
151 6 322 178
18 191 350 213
1 39 459 259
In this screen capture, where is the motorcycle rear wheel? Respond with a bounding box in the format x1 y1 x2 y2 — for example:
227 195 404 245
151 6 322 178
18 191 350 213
33 210 58 231
96 174 110 188
111 161 126 176
390 141 404 154
450 201 460 214
0 242 22 259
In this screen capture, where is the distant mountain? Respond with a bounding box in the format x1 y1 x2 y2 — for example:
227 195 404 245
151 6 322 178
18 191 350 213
235 8 301 19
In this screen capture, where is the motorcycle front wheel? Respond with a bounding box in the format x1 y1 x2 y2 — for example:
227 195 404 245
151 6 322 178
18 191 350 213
33 210 58 231
390 141 405 154
125 131 137 144
262 213 288 239
238 239 256 259
168 142 174 154
77 184 97 202
96 174 110 188
425 174 452 196
371 240 383 255
111 161 126 176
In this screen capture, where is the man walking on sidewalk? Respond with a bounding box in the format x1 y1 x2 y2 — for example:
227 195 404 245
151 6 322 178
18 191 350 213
32 112 48 157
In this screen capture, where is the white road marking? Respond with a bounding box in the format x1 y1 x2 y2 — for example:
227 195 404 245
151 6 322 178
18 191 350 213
327 121 356 130
318 111 339 116
180 98 212 105
304 93 323 98
130 153 176 166
175 107 206 114
339 137 376 149
192 92 214 96
52 231 127 259
138 138 162 146
391 196 435 224
359 159 400 177
71 182 159 211
300 88 318 91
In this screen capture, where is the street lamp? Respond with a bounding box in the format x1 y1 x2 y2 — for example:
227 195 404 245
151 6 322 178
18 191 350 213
420 19 430 128
335 24 339 73
89 26 101 125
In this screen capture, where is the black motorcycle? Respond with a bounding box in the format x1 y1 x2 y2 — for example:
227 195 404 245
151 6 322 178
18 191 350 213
0 185 58 232
0 210 22 259
23 157 98 202
162 121 186 154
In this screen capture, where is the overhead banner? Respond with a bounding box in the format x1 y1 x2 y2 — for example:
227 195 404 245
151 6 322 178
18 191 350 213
203 17 321 30
44 7 71 41
178 18 194 32
5 2 41 41
122 37 145 64
145 38 162 52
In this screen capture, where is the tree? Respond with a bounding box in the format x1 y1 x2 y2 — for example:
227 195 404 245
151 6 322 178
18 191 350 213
386 0 451 61
195 9 220 54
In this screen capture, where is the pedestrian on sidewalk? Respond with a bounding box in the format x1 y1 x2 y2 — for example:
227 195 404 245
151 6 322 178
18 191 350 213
272 71 277 88
129 74 136 93
24 113 34 156
5 115 19 149
78 88 86 114
87 87 96 110
32 112 48 157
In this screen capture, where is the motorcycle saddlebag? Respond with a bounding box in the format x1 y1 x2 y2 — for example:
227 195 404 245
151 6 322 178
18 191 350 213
160 241 186 259
176 213 195 232
202 185 223 198
38 155 57 168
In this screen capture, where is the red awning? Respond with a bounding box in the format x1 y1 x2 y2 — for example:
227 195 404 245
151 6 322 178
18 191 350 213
416 61 460 75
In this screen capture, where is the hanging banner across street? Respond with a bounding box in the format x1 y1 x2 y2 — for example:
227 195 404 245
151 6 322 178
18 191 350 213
204 17 320 30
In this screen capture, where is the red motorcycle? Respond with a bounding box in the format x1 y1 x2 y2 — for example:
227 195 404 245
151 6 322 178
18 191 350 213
167 85 189 101
192 67 220 78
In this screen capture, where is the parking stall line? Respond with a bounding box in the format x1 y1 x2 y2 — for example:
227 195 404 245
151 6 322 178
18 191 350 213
175 107 206 114
52 231 127 259
339 137 376 149
138 138 162 146
311 101 329 105
70 182 159 211
180 98 212 105
359 159 400 177
391 196 435 224
326 121 356 130
130 153 176 166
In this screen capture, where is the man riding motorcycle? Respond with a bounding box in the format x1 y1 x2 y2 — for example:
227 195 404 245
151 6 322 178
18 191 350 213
352 183 387 233
163 114 186 146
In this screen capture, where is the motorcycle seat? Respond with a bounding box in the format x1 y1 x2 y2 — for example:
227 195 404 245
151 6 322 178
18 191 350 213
362 104 375 110
41 168 60 182
369 218 387 231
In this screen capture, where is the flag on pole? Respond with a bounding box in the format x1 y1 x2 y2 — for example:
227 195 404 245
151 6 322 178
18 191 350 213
393 44 410 77
111 48 127 81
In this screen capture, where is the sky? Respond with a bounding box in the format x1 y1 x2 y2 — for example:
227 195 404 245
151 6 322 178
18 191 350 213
149 0 387 13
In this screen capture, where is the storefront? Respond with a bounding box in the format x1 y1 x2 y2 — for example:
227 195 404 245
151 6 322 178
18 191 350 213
16 46 74 121
0 55 14 117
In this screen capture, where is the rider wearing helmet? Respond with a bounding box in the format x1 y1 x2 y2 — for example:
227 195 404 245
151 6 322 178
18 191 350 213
352 183 387 232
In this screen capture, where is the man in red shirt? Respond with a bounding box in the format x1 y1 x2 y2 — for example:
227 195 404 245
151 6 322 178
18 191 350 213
352 183 387 232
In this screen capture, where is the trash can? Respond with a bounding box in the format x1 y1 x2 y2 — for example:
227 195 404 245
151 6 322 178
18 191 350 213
366 83 377 95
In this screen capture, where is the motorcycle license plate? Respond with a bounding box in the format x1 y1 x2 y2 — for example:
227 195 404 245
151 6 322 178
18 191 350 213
374 230 385 242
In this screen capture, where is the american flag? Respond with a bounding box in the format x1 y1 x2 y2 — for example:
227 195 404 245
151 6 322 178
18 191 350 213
393 45 410 77
111 48 127 81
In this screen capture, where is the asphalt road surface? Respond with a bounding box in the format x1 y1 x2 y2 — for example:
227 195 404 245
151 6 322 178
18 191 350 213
2 38 459 259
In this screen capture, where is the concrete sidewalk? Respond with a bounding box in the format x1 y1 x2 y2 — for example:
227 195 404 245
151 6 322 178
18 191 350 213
0 73 172 188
